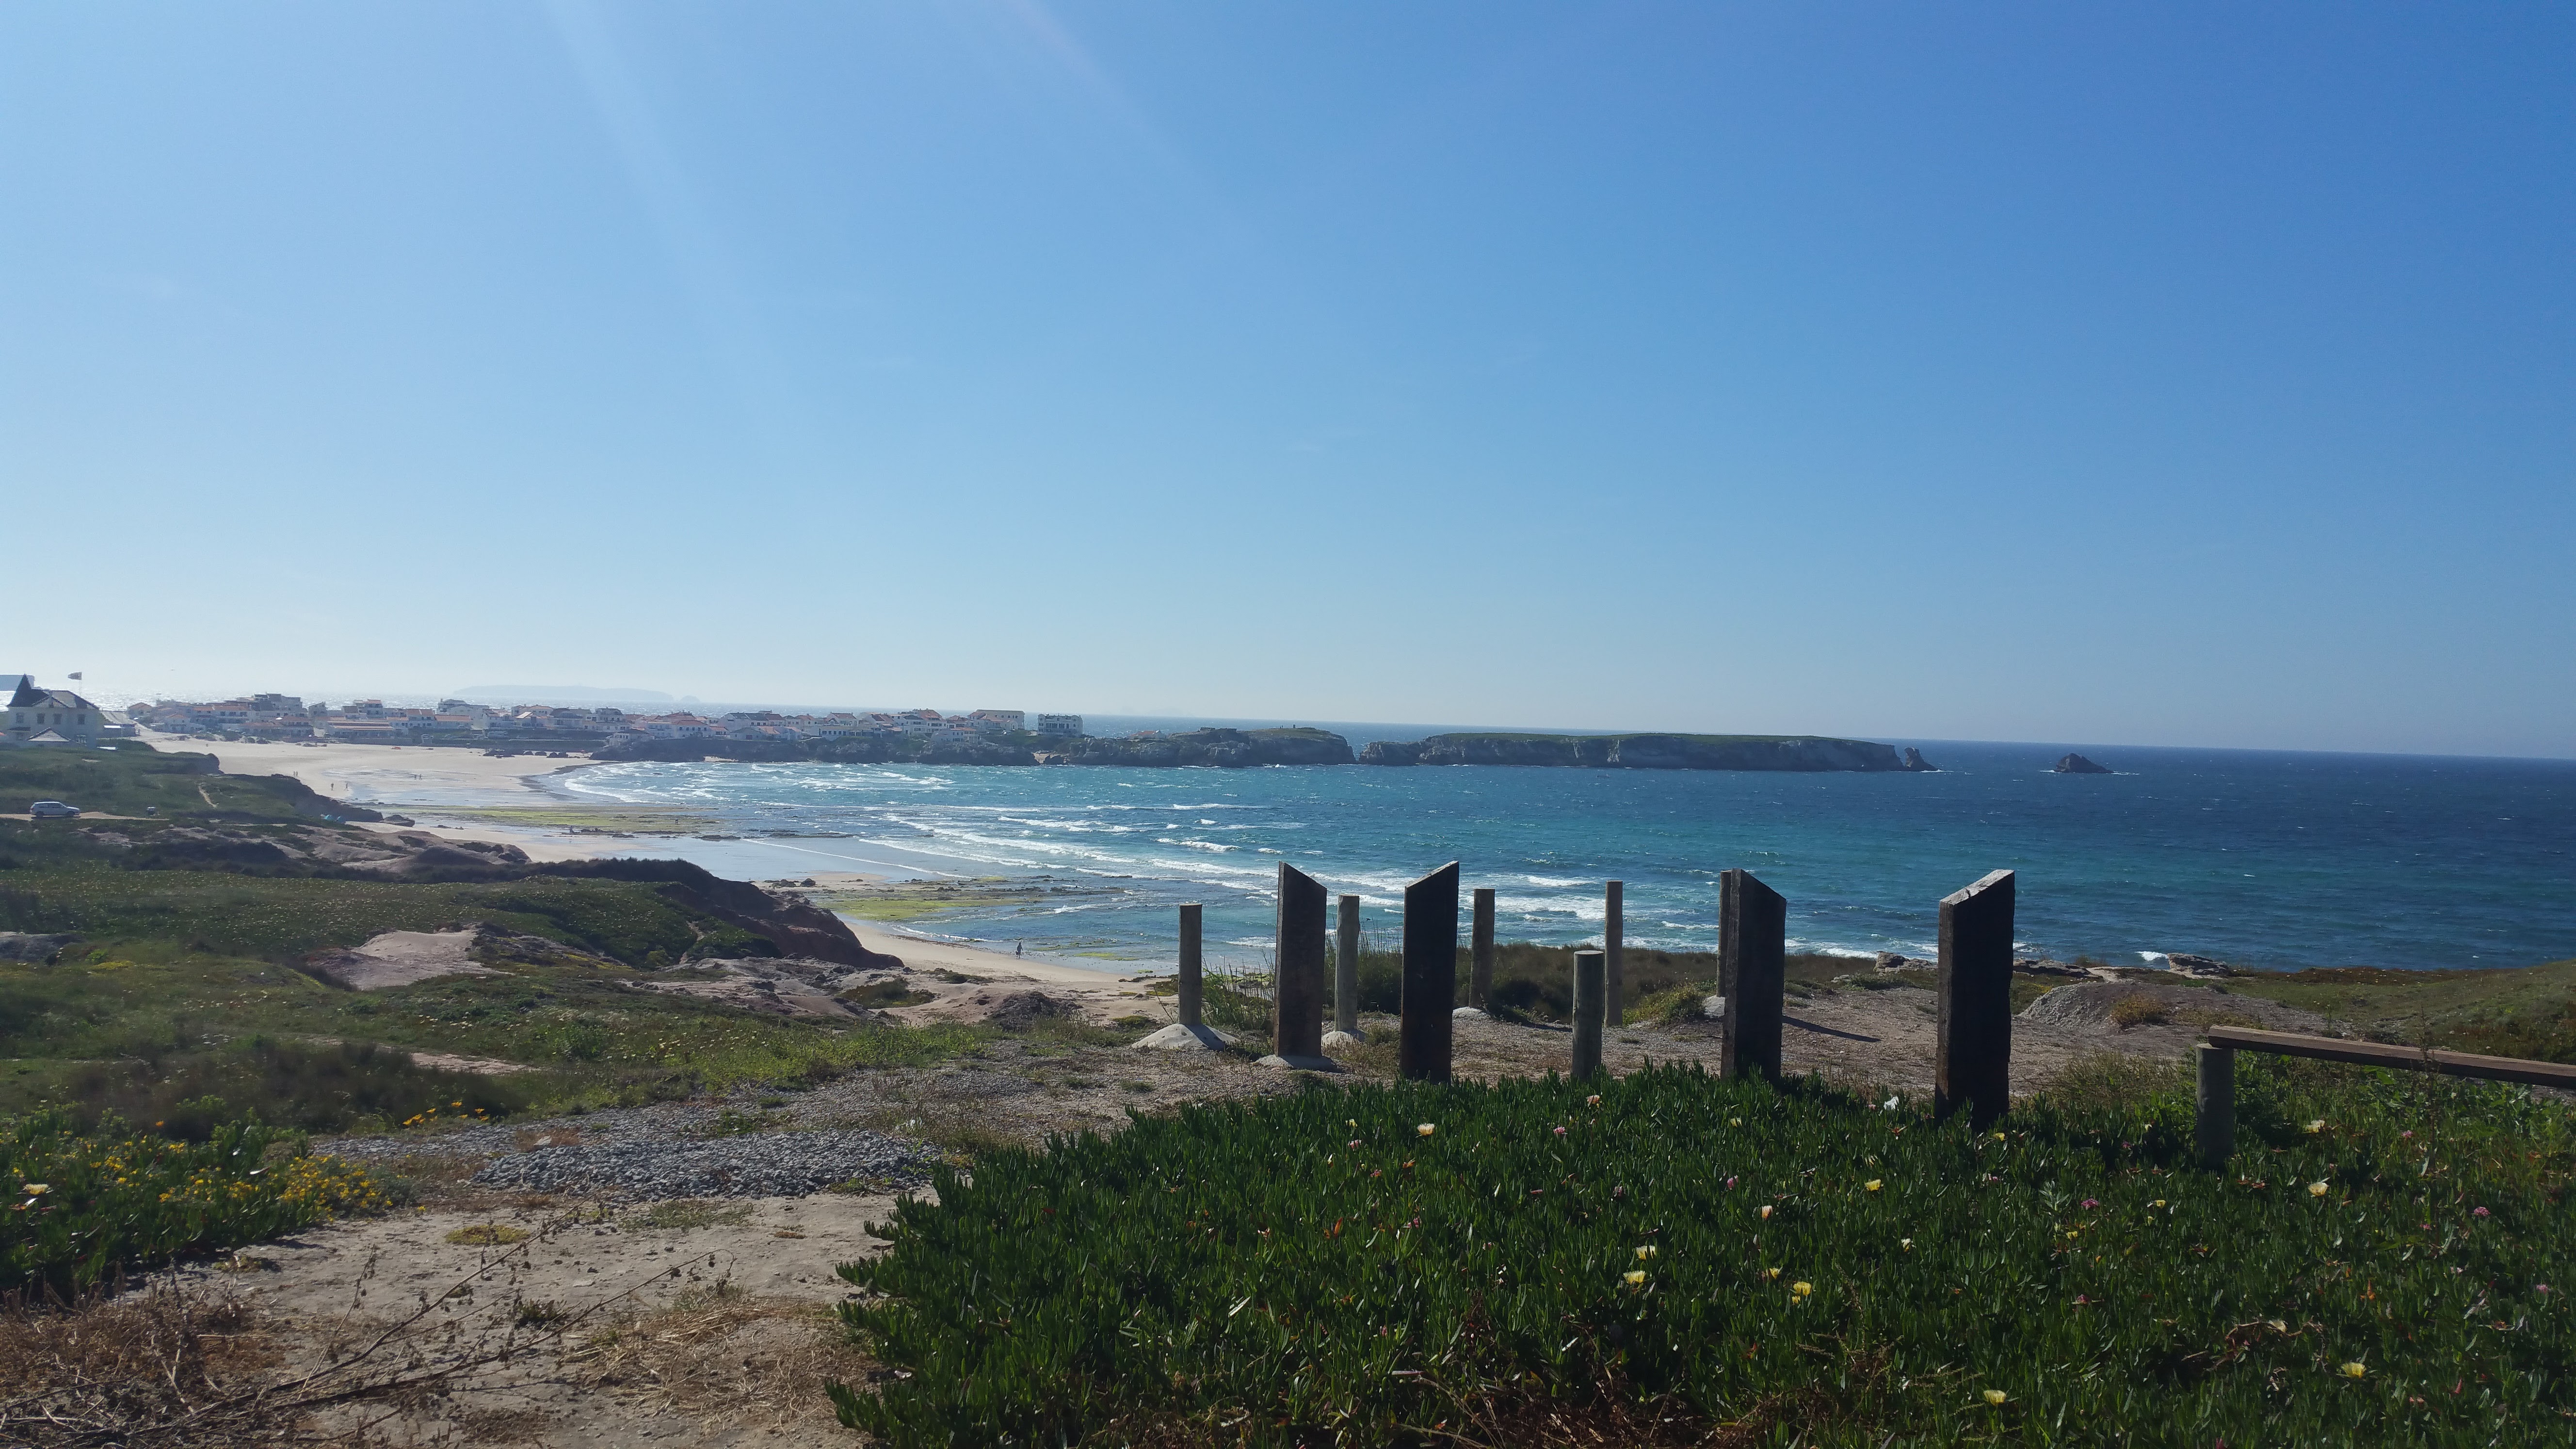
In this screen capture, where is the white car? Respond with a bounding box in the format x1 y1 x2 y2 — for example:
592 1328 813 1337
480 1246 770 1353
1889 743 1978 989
28 800 81 818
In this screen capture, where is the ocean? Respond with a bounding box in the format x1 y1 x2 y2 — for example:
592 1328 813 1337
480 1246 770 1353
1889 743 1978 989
534 739 2576 975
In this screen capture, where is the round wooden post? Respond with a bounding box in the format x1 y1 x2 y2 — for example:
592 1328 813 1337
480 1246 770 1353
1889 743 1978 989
2195 1044 2236 1170
1335 893 1362 1036
1571 950 1606 1079
1604 881 1626 1027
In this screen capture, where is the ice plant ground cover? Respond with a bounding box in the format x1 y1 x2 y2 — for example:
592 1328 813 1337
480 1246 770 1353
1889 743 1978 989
832 1058 2572 1446
3 1111 381 1296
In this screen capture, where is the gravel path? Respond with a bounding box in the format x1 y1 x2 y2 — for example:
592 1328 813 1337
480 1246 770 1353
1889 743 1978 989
469 1129 942 1199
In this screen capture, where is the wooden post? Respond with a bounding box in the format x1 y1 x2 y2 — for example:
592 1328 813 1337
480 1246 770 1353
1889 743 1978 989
1718 869 1786 1083
1270 864 1328 1062
1400 862 1460 1082
1470 887 1496 1009
1177 903 1203 1029
2195 1044 2235 1170
1605 880 1626 1027
1335 893 1362 1037
1935 869 2014 1130
1571 949 1605 1079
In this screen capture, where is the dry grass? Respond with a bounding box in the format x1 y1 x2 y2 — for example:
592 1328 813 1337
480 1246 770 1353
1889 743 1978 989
2108 993 2171 1029
0 1283 305 1447
565 1289 869 1434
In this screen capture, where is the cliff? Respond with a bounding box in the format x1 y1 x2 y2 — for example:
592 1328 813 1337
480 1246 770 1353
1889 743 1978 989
1059 727 1354 768
1358 733 1932 773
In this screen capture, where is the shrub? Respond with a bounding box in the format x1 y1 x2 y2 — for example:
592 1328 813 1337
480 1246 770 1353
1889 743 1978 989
2 1111 382 1296
2109 993 2171 1029
829 1060 2573 1446
31 1037 530 1138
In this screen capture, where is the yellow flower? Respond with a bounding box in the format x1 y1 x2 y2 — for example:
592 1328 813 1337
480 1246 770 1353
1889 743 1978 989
2151 1199 2166 1208
1624 1270 1646 1286
1417 1124 1435 1137
2267 1319 2287 1333
1900 1238 1914 1251
2066 1230 2080 1240
1993 1132 2007 1142
1763 1267 1782 1280
2340 1362 2367 1379
1635 1245 1658 1260
2308 1181 2330 1197
1759 1205 1772 1219
1728 1117 1742 1127
21 1184 48 1195
1983 1389 2007 1406
1865 1179 1883 1192
2304 1119 2326 1133
1790 1281 1813 1298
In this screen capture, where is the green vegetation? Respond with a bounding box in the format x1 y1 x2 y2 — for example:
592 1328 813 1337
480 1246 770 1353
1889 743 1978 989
0 749 987 1131
2229 960 2576 1063
629 1199 754 1231
832 1058 2574 1446
2 1111 383 1295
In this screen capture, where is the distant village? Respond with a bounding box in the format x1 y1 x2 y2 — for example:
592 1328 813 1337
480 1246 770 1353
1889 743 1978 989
5 678 1084 750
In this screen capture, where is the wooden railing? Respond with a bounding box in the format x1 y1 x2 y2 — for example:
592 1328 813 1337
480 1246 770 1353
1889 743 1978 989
2193 1025 2576 1166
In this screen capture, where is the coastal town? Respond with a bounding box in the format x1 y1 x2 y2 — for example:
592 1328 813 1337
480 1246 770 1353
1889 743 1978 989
65 688 1085 750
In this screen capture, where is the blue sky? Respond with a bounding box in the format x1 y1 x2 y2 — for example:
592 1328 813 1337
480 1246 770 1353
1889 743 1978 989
5 3 2569 756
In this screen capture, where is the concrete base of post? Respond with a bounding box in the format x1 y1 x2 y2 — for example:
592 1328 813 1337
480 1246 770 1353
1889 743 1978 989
1320 1028 1368 1050
1255 1052 1343 1072
1133 1023 1235 1051
1451 1006 1489 1020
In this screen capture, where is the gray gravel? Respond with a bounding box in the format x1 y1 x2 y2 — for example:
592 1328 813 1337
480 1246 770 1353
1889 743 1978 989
469 1129 941 1199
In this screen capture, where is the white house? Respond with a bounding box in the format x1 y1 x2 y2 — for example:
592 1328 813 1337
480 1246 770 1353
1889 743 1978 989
6 676 105 746
1035 714 1083 737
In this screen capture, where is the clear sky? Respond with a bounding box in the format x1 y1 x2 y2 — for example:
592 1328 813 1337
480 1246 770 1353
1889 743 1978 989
5 3 2570 756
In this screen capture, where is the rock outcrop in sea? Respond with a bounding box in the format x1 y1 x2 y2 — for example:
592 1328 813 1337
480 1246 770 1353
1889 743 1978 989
1357 733 1931 773
1056 727 1353 768
2052 753 2114 774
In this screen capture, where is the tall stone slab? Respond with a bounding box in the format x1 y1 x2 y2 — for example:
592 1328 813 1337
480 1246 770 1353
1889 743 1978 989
1269 864 1329 1063
1570 949 1606 1079
1335 893 1362 1037
1719 869 1786 1083
1470 887 1496 1009
1936 869 2015 1129
1400 862 1461 1082
1176 902 1204 1029
1605 881 1626 1027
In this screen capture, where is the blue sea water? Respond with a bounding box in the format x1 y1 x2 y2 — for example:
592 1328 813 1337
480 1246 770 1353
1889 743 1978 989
550 741 2576 974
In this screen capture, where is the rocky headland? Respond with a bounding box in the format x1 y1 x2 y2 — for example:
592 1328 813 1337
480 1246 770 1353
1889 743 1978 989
1358 732 1936 772
2052 752 2114 774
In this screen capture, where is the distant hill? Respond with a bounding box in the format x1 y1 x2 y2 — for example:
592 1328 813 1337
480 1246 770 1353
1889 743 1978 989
454 685 676 703
1359 732 1934 772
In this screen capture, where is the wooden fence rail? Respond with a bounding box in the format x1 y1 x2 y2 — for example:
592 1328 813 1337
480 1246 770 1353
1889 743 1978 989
2194 1025 2576 1168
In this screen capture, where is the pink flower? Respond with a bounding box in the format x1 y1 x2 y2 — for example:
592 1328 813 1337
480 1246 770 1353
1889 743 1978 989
2080 1199 2098 1210
1725 1176 1737 1190
1348 1140 1361 1148
1553 1126 1567 1137
2400 1130 2414 1140
2474 1207 2491 1218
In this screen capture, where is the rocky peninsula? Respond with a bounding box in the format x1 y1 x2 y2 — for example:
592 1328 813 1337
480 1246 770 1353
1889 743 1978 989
1358 732 1936 772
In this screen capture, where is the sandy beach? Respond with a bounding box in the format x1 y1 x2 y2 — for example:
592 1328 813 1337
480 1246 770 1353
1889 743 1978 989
143 732 589 804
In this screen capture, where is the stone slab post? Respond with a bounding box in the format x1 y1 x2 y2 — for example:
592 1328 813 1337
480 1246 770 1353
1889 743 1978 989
1935 869 2015 1129
2195 1044 2236 1170
1268 864 1329 1063
1605 881 1626 1027
1177 903 1203 1029
1718 869 1786 1083
1400 862 1460 1082
1570 949 1605 1079
1470 887 1496 1009
1335 893 1362 1036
